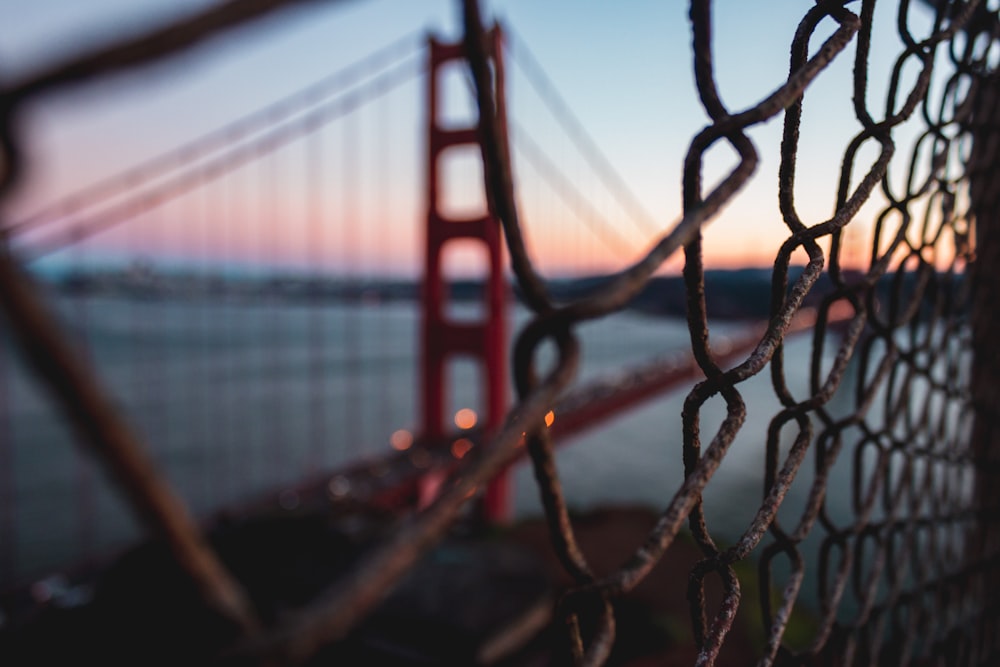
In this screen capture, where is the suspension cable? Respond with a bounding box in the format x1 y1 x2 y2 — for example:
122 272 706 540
8 30 422 237
504 24 663 239
510 118 638 261
19 54 422 260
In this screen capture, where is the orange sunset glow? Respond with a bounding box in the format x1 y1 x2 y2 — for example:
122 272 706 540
7 0 956 284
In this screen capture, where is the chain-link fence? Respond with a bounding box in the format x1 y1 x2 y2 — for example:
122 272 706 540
463 1 998 663
1 0 999 665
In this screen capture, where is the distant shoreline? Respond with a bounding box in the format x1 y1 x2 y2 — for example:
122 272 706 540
34 264 876 321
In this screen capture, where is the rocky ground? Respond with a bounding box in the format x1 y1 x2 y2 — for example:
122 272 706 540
0 504 791 665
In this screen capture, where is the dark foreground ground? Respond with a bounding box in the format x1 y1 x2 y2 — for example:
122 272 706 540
0 505 783 665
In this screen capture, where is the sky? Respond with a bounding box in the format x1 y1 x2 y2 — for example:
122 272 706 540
0 0 949 278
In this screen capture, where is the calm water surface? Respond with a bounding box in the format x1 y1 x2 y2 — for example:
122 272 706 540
1 293 864 588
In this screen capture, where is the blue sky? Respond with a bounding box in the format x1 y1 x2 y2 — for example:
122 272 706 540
0 1 944 276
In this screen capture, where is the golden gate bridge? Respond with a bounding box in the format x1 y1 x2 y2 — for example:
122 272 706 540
0 21 751 592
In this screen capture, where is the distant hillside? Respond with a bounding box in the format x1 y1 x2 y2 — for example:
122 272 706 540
43 265 958 321
539 268 801 320
537 267 952 321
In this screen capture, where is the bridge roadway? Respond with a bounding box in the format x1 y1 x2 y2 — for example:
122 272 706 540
266 308 837 517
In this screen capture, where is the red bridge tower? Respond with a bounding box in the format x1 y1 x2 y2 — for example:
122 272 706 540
420 27 509 520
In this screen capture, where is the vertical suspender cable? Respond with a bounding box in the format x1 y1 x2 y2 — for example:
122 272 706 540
219 171 234 507
343 112 361 458
193 177 209 510
376 75 392 441
307 123 326 473
264 149 283 489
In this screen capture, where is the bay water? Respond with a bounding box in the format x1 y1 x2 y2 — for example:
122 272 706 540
1 291 863 592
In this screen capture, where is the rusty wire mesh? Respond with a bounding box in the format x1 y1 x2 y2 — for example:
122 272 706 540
463 0 1000 664
1 0 999 665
